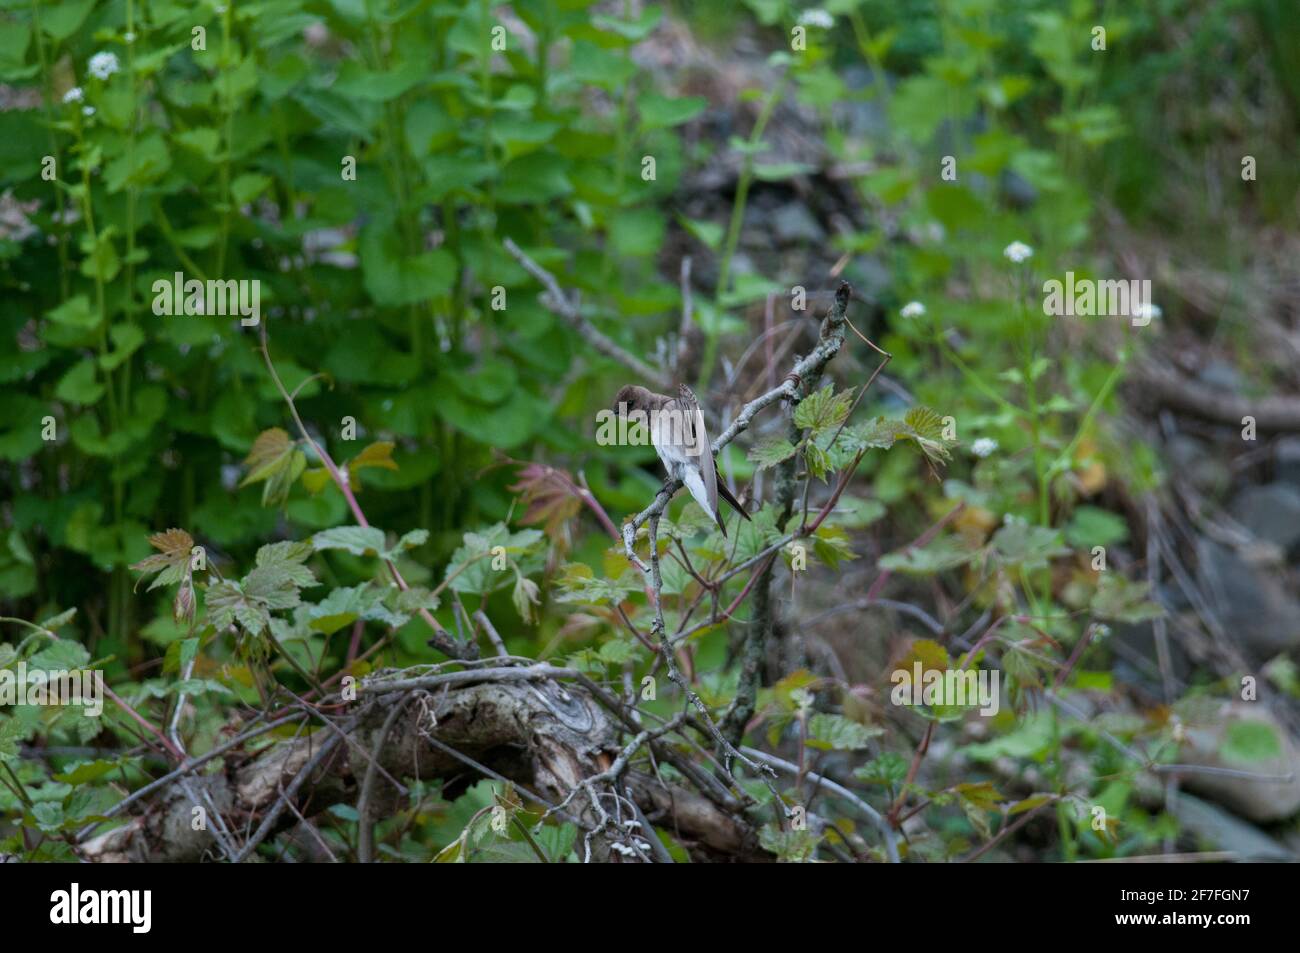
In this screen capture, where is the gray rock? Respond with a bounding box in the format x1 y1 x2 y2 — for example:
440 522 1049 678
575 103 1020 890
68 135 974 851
770 201 825 245
847 255 891 301
1275 436 1300 486
1000 169 1037 209
1170 793 1293 860
1196 539 1300 659
1229 483 1300 556
1197 359 1243 393
1179 703 1300 825
1113 620 1193 688
834 66 892 139
1165 434 1231 498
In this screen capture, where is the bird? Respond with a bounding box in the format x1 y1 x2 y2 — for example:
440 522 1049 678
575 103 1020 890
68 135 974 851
611 383 751 536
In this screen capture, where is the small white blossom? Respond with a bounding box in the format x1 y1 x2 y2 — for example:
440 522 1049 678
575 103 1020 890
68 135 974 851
971 437 998 458
1132 301 1162 321
1003 241 1033 264
82 106 96 117
62 86 84 104
899 301 926 319
124 31 136 43
798 9 834 28
88 51 120 80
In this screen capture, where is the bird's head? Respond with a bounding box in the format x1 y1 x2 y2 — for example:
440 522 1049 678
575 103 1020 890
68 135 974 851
610 384 652 417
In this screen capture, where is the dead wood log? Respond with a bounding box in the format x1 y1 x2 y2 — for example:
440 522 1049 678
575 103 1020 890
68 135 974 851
78 673 768 863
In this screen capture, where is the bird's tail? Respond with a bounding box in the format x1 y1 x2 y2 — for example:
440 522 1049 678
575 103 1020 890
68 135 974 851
716 479 752 521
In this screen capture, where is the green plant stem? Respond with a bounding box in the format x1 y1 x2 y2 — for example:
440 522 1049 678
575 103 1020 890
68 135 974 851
705 78 785 391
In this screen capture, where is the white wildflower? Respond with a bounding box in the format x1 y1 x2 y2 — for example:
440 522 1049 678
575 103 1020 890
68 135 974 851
971 437 998 458
124 31 136 43
1132 301 1162 321
62 87 84 104
798 9 834 28
88 51 120 80
899 301 926 319
82 106 96 117
1003 241 1033 264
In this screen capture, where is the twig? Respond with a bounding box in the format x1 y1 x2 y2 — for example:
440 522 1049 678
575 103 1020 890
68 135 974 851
76 712 306 843
742 747 899 863
232 730 345 863
361 664 580 696
473 609 510 658
504 238 671 390
103 685 184 762
358 698 410 863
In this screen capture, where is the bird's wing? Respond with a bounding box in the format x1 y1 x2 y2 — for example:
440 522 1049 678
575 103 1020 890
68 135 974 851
684 397 719 519
681 464 725 536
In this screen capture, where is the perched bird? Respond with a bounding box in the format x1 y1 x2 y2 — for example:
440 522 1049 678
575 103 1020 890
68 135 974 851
611 383 751 536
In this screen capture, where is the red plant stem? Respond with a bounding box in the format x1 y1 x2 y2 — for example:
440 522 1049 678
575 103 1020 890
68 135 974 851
717 550 780 621
1054 623 1100 689
887 721 935 826
259 334 453 645
866 501 967 603
104 685 184 761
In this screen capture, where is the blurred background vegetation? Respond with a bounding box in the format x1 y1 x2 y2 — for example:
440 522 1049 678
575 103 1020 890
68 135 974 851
1 0 1298 861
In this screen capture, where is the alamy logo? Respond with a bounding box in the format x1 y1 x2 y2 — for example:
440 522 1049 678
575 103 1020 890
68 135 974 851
595 404 706 455
890 663 1000 716
151 271 261 326
50 883 151 933
1042 272 1156 326
0 663 103 716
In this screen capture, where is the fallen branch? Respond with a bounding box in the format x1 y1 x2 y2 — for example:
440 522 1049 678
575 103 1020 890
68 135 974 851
78 666 769 863
1132 360 1300 432
504 237 673 391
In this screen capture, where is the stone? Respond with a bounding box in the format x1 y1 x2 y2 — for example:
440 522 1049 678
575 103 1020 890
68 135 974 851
1196 539 1300 660
1275 436 1300 487
1178 703 1300 824
1165 434 1231 499
770 201 825 245
1196 359 1243 393
1170 793 1292 860
1229 483 1300 556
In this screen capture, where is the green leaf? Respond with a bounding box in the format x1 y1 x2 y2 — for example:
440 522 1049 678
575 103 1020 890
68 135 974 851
810 524 857 569
0 717 21 761
1064 506 1129 549
879 536 981 575
1220 721 1283 763
794 384 854 434
758 824 820 862
444 524 545 595
54 360 104 406
311 526 387 557
47 295 100 330
53 759 120 785
806 713 883 751
40 0 96 41
99 323 145 371
638 93 708 130
1089 575 1164 624
991 520 1067 571
752 161 817 181
361 226 456 306
554 564 641 606
748 436 797 470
